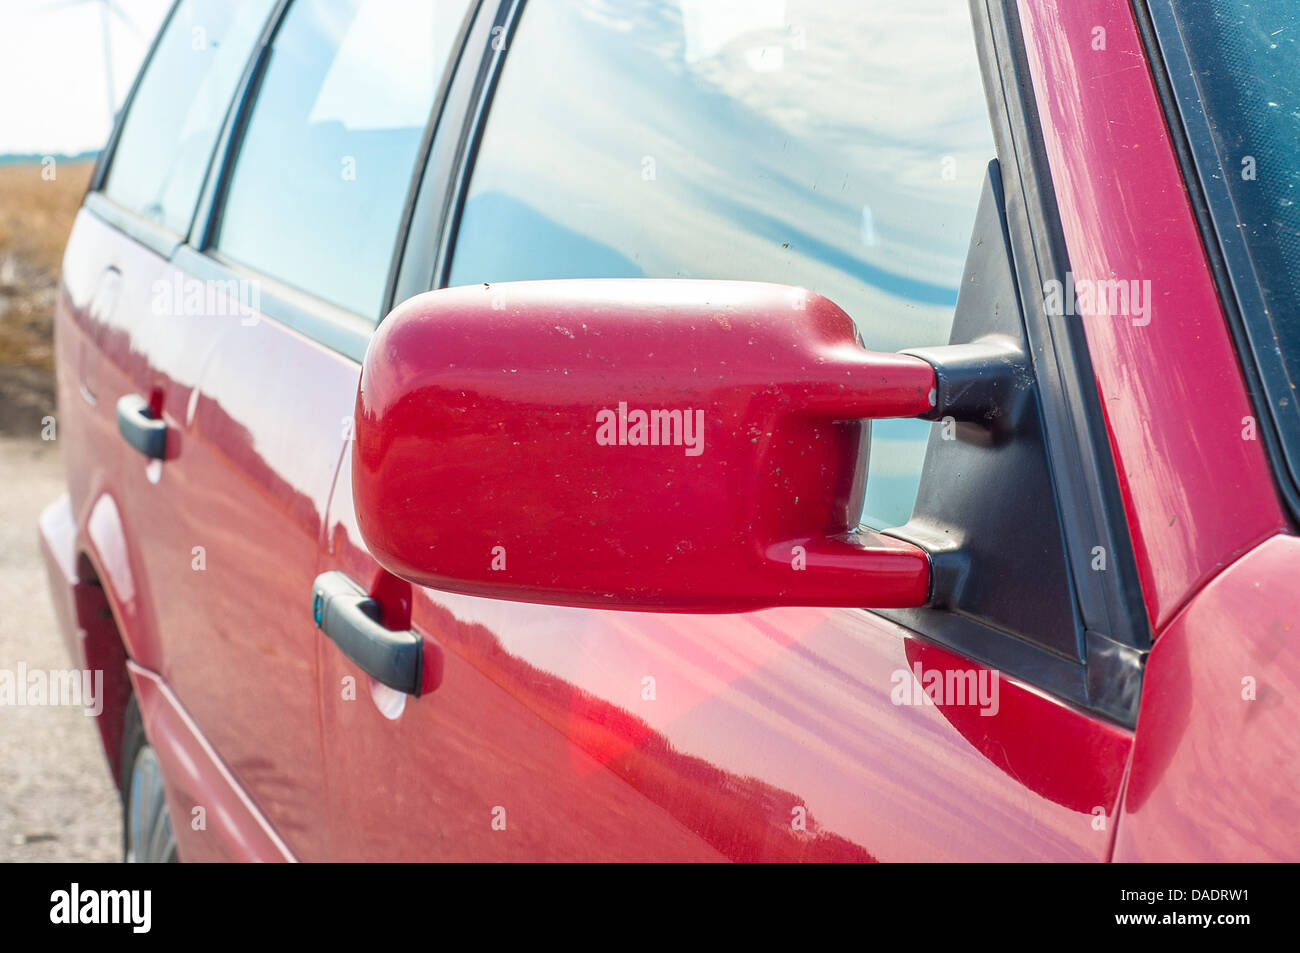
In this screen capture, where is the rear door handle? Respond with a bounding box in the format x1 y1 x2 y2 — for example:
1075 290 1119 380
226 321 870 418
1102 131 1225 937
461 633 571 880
312 571 424 696
116 394 167 459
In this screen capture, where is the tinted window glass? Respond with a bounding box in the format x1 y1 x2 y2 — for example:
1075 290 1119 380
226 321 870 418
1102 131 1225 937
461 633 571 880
216 0 469 319
449 0 996 529
1157 0 1300 486
104 0 275 234
1168 0 1300 356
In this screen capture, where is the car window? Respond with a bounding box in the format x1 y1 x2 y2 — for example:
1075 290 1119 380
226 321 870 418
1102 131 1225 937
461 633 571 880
1153 0 1300 492
216 0 471 319
448 0 996 529
103 0 276 235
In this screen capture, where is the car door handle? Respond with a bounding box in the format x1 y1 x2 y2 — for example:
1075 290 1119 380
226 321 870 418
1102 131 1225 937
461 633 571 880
312 571 424 696
116 394 167 459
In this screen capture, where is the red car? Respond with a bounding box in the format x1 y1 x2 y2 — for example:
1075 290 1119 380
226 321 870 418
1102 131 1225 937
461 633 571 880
38 0 1300 861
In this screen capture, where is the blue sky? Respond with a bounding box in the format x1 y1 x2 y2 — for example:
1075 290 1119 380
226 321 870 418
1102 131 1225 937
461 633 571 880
0 0 172 155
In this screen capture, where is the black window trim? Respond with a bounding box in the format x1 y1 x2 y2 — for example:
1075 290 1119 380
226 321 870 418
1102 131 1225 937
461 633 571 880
883 0 1151 720
381 0 484 317
187 0 289 255
390 0 514 305
960 0 1150 722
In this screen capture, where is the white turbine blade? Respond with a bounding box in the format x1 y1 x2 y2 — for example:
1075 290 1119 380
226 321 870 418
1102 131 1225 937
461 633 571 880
104 0 144 37
102 2 116 118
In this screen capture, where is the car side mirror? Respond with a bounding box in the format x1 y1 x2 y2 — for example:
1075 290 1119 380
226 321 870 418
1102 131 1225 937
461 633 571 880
352 279 1010 612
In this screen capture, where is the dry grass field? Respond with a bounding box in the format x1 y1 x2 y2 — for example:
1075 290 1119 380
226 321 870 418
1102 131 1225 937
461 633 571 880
0 160 94 435
0 159 93 367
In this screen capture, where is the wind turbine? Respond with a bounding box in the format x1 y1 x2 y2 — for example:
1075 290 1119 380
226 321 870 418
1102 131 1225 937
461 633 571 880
39 0 144 125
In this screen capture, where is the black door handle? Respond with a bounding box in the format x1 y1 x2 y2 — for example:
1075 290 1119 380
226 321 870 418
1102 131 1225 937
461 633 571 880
116 394 167 459
312 571 424 696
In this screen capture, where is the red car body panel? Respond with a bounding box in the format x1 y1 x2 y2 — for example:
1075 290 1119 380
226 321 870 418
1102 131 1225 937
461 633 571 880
127 662 294 862
34 0 1299 861
1115 535 1300 861
322 456 1131 860
55 217 163 675
120 270 343 850
1016 0 1288 632
53 210 351 857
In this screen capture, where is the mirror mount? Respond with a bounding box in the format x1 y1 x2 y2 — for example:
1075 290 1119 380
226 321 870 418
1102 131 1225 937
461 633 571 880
904 336 1031 440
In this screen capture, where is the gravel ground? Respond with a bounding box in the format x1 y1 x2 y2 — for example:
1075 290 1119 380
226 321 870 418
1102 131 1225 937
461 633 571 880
0 436 121 861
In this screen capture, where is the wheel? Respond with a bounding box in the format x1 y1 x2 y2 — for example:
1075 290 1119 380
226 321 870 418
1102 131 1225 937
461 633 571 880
120 697 179 863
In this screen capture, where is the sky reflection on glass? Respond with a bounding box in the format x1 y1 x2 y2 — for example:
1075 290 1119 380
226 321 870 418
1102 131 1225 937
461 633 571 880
451 0 996 528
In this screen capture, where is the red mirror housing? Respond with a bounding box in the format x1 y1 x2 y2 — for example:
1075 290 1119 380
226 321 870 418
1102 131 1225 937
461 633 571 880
353 280 935 611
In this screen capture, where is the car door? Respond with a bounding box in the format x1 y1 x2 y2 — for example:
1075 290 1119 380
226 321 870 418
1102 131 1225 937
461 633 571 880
312 0 1150 861
90 0 472 860
66 0 323 859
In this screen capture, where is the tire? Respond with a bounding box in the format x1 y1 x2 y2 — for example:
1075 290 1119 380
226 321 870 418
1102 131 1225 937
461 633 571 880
120 697 179 863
